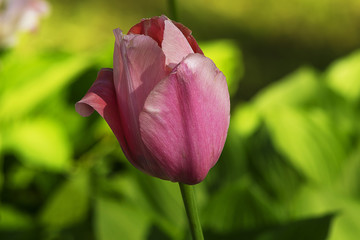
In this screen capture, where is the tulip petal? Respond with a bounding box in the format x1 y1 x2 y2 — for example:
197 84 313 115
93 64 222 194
113 28 169 175
172 21 203 54
113 29 167 111
127 15 167 47
128 16 202 66
75 69 131 159
162 19 194 68
139 53 230 184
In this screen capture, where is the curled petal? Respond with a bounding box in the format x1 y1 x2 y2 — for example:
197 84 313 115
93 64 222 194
75 69 131 159
139 53 230 184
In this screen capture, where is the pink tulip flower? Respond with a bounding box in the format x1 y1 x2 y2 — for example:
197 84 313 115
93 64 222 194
76 16 230 184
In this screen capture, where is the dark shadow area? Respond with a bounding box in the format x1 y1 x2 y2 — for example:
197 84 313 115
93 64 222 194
204 213 336 240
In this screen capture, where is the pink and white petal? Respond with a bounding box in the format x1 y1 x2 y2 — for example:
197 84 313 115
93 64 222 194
127 16 202 58
162 19 194 68
113 29 168 174
115 31 168 107
75 68 131 160
139 53 230 184
172 21 203 54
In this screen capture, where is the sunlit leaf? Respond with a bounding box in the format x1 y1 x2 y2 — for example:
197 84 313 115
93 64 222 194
200 39 243 96
245 126 304 204
263 107 346 185
293 186 360 240
325 50 360 102
231 103 261 137
0 52 93 121
4 118 71 172
254 67 320 112
328 202 360 240
39 171 90 228
340 142 360 198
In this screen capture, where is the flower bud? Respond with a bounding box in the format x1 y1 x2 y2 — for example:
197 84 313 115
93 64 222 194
76 16 230 184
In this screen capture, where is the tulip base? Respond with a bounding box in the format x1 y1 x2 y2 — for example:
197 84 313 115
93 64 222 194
179 183 204 240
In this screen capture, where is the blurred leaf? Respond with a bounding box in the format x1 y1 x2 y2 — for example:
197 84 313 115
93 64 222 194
263 107 346 184
340 142 360 198
0 229 38 240
202 177 279 232
258 213 334 240
7 166 35 189
0 205 33 230
95 196 150 240
18 0 142 53
134 174 186 240
204 213 334 240
0 51 93 121
293 186 360 240
254 67 320 111
325 50 360 102
205 128 247 187
183 0 360 53
96 171 168 239
93 42 115 68
40 171 90 228
231 103 261 138
200 39 243 96
4 118 71 172
0 135 3 191
146 224 172 240
328 201 360 240
245 125 304 205
98 167 186 240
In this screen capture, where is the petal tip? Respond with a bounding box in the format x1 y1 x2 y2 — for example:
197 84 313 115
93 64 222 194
113 28 123 44
99 68 113 72
75 101 94 117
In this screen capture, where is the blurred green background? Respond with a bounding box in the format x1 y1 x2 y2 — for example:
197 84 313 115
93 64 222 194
1 0 360 239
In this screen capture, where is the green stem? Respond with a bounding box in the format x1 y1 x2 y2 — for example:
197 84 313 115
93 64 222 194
179 183 204 240
168 0 178 21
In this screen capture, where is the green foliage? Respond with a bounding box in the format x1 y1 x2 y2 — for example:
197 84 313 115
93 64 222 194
95 196 150 240
4 118 71 172
263 107 345 184
39 171 90 229
0 50 93 121
325 50 360 102
200 40 243 97
254 68 321 110
204 213 334 240
0 205 33 230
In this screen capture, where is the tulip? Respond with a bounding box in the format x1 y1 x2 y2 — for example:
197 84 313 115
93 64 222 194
76 15 230 185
